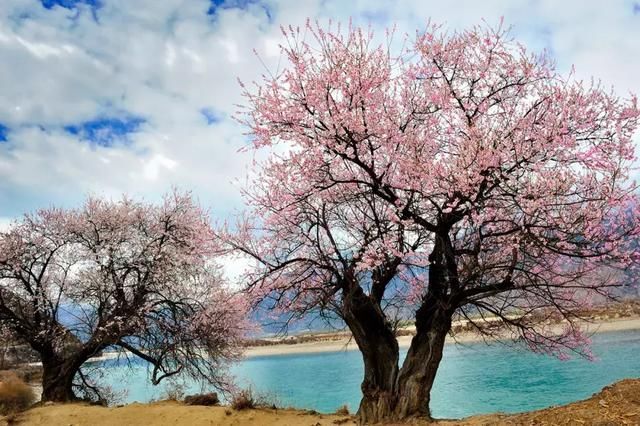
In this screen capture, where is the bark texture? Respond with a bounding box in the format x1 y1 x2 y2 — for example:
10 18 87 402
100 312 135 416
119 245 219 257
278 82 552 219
353 309 451 423
344 280 452 424
41 356 79 402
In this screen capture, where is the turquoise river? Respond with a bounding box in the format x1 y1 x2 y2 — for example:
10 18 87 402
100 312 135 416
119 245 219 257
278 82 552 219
99 329 640 419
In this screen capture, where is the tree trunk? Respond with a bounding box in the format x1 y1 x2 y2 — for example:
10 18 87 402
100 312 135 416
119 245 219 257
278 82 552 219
342 237 454 424
355 333 399 424
41 357 79 402
353 299 452 424
341 284 400 424
394 303 451 420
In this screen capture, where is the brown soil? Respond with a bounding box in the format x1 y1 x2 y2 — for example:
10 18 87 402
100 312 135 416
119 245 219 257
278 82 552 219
2 379 638 426
2 402 355 426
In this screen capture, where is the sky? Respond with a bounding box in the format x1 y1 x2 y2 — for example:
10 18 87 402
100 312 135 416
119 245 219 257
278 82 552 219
1 0 640 232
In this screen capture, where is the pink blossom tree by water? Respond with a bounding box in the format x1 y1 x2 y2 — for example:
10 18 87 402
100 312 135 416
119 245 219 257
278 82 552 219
0 192 247 402
229 21 640 422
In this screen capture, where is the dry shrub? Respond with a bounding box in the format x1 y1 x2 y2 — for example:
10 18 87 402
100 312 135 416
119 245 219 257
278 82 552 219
183 392 219 406
231 388 255 410
334 404 350 416
230 387 281 411
10 365 42 384
0 371 35 415
160 381 185 402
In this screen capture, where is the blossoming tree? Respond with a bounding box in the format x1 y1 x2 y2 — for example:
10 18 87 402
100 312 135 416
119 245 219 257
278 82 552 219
231 21 640 422
0 192 247 402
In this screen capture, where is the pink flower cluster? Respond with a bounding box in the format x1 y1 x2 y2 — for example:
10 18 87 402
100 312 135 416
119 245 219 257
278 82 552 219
232 20 640 357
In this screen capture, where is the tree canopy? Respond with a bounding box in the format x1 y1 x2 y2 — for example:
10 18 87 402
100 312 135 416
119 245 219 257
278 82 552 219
0 192 247 402
226 21 640 422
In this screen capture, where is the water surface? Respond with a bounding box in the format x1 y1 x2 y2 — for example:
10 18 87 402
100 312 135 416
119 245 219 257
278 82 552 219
100 329 640 419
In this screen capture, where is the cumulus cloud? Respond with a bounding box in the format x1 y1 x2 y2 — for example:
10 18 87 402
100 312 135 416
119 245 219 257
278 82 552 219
0 0 638 226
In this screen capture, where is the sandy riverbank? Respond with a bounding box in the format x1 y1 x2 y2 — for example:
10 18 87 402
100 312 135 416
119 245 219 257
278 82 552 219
29 315 639 364
5 378 639 426
243 316 640 357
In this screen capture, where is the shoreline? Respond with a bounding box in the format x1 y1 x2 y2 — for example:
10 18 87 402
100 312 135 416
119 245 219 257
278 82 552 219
9 378 640 425
26 315 638 365
242 316 640 358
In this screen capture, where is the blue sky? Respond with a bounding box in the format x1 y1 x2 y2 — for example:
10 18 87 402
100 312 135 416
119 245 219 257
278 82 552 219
64 115 145 147
0 0 639 232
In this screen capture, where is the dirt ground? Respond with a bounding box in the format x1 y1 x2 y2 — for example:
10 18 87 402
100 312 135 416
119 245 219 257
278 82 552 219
2 379 639 426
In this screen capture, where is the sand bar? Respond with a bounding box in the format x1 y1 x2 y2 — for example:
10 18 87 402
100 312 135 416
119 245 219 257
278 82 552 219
242 316 640 358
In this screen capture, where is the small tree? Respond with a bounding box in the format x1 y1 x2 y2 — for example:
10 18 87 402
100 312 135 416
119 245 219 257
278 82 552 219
0 192 247 402
231 21 640 422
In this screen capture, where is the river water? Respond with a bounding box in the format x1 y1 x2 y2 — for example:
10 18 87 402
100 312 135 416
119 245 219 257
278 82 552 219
99 329 640 419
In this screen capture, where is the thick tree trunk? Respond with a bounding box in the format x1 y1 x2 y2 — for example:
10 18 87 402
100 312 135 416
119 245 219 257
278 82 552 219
355 336 399 424
351 296 452 424
341 284 400 424
394 303 451 420
41 357 79 402
344 235 455 424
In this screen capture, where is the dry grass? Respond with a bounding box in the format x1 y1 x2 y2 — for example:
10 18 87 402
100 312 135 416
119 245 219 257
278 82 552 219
0 371 35 415
7 402 355 426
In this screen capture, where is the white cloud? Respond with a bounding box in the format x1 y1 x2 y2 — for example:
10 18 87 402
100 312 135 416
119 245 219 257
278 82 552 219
142 153 178 181
0 0 638 225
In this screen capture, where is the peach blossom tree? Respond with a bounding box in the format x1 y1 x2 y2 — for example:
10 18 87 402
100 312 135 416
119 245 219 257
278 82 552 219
230 21 640 422
0 192 247 402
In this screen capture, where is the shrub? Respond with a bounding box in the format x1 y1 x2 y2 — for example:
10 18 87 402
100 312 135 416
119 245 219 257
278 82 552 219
231 388 255 410
0 371 35 415
334 404 350 416
160 382 185 402
10 365 43 384
230 387 281 411
183 392 219 406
